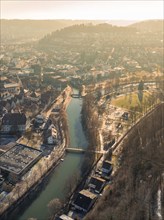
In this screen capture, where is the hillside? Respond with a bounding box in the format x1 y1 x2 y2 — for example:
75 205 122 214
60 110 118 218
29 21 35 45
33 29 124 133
130 19 164 32
85 103 164 220
0 19 102 43
38 21 163 51
37 21 163 69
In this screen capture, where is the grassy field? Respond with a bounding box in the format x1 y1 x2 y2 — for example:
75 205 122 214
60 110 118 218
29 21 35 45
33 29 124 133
111 91 151 110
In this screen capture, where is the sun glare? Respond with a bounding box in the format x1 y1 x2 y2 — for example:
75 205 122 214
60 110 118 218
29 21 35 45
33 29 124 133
1 1 163 20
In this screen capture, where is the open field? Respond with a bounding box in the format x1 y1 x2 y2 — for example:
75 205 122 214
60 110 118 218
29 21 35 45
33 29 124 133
111 91 152 110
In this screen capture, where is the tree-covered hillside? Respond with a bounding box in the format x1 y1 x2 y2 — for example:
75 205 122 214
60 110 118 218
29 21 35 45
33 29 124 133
85 103 164 220
0 19 102 43
38 21 163 69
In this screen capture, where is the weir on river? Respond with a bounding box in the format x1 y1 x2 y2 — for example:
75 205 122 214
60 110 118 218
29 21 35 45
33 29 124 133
9 89 88 220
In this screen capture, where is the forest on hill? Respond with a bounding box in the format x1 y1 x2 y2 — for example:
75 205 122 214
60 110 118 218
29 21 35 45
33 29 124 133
37 20 163 70
0 19 102 43
85 103 164 220
38 20 163 48
130 20 163 32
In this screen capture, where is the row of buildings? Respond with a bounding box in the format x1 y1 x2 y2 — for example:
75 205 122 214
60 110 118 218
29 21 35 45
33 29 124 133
58 160 113 220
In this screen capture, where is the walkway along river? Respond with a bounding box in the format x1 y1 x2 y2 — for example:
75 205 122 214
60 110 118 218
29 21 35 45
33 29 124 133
9 89 88 220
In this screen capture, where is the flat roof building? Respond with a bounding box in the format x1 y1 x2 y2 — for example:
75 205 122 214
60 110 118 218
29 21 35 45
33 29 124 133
57 214 74 220
88 176 106 193
0 143 42 182
72 189 97 213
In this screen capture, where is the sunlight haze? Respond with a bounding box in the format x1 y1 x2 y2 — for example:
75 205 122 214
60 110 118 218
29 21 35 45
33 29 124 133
1 0 163 20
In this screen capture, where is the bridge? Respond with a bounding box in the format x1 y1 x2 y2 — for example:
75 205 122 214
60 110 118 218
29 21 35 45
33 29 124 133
71 94 81 98
65 147 104 154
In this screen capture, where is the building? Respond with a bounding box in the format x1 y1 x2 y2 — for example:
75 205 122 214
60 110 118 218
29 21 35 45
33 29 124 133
1 113 26 134
34 115 45 124
44 125 58 145
0 82 21 101
28 91 41 103
122 112 129 120
57 214 74 220
88 176 106 193
72 189 97 213
51 105 61 115
0 143 42 183
0 142 16 154
0 106 7 118
102 160 113 175
0 75 23 106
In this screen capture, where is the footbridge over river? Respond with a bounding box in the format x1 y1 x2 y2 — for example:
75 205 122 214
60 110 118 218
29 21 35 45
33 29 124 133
65 147 104 154
71 94 81 98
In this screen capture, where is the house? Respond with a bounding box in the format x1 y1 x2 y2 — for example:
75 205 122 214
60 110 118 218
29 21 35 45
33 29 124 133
88 176 106 193
0 106 7 118
57 214 74 220
72 189 97 213
122 112 129 120
0 82 21 101
44 125 58 145
33 115 45 128
28 91 41 103
102 160 113 175
51 105 61 114
1 113 26 134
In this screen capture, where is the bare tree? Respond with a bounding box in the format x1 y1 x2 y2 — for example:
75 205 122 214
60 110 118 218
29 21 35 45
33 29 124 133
28 218 37 220
38 163 43 177
24 178 30 190
47 198 62 216
15 184 21 198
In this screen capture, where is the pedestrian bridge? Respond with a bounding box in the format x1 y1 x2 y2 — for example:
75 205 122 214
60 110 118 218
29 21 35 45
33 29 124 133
71 94 81 98
66 147 104 154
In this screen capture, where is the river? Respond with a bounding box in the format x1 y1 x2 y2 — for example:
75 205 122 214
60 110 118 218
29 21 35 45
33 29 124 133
10 90 88 220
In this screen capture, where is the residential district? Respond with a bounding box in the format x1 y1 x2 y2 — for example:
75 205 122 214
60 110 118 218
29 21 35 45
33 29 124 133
0 21 163 220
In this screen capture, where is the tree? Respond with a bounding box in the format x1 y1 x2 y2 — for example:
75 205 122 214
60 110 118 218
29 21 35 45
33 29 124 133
47 198 62 216
15 184 21 198
138 80 144 103
64 172 80 199
38 163 43 177
24 178 30 190
28 218 37 220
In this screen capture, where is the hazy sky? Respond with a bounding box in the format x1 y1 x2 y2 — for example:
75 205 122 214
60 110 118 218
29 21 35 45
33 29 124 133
1 0 164 20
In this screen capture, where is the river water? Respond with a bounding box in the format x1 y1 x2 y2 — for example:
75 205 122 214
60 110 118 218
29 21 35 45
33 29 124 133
11 90 88 220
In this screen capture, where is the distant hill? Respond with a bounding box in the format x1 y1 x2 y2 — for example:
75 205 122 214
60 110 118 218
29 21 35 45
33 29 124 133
38 21 163 50
106 20 138 27
0 19 103 43
130 19 163 32
1 19 162 44
37 21 163 68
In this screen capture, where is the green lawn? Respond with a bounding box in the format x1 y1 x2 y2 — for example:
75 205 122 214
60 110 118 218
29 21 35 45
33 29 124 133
111 91 150 110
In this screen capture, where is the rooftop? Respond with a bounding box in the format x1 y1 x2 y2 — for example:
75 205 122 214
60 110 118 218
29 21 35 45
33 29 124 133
102 160 113 171
0 143 42 175
2 113 26 126
78 189 97 200
58 214 74 220
73 189 97 211
0 141 16 153
89 176 106 193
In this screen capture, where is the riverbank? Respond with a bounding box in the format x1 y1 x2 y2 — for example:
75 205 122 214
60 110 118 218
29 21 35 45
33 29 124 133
0 87 73 219
52 152 103 219
85 102 164 220
0 142 66 219
2 87 89 220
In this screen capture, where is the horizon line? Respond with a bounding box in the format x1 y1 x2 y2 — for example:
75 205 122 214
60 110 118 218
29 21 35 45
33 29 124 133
1 18 163 21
